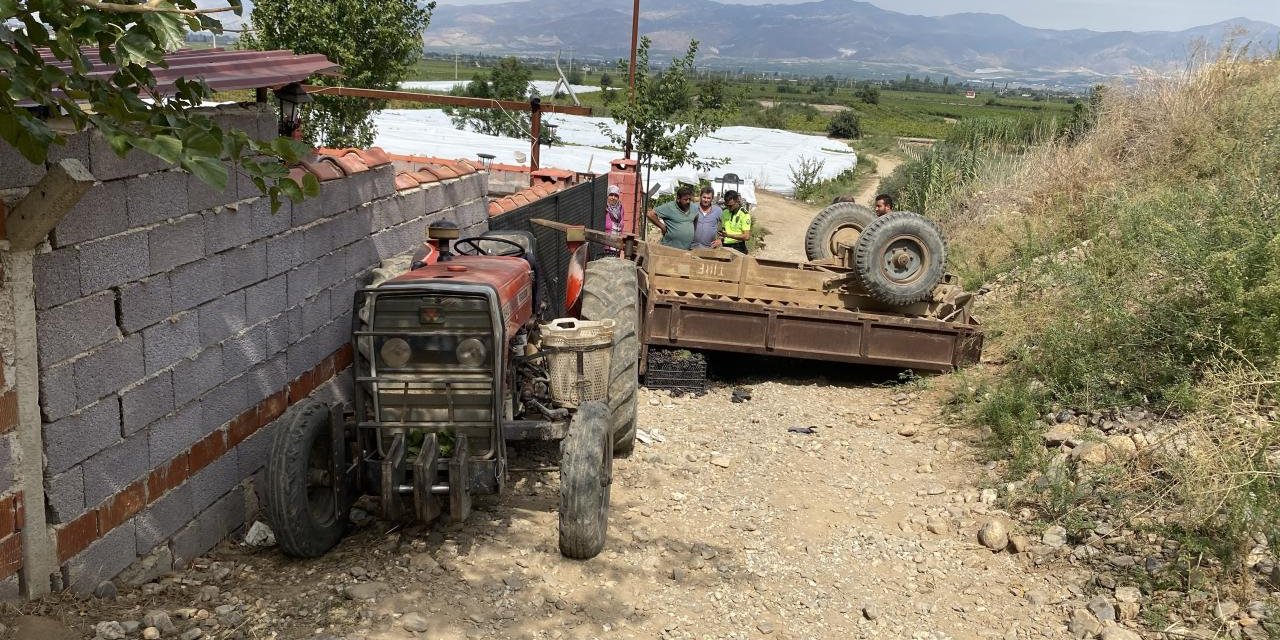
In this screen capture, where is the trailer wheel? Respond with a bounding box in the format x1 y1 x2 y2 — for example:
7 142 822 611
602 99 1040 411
266 400 348 558
559 401 611 560
804 202 877 261
581 257 639 457
852 211 947 306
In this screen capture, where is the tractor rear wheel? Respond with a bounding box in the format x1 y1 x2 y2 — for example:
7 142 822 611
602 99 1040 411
805 201 877 262
852 211 947 306
581 257 639 457
266 400 348 558
559 401 611 560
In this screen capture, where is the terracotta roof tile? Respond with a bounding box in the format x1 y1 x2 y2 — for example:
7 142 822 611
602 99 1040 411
511 193 531 206
394 172 419 191
287 166 310 187
354 148 392 167
531 168 575 180
413 169 440 184
300 156 344 182
487 201 503 216
490 162 531 173
424 163 460 180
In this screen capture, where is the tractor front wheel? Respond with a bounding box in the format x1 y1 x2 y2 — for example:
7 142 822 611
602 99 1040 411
581 257 640 457
559 401 611 560
266 400 348 558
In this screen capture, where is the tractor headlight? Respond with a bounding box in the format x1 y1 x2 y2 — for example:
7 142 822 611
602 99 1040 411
380 338 412 368
455 337 487 366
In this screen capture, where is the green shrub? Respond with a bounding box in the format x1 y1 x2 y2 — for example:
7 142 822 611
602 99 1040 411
827 110 861 138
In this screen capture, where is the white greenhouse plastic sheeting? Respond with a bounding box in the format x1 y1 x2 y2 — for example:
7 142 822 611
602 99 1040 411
400 80 603 95
371 109 857 200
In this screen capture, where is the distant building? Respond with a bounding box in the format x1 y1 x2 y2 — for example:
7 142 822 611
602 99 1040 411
965 90 976 99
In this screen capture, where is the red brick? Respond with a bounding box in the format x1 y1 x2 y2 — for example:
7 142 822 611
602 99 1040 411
188 429 228 472
258 391 288 428
334 344 354 371
0 495 15 538
316 354 335 382
56 512 99 562
147 453 190 500
0 533 21 579
227 410 258 448
97 481 145 533
0 390 18 435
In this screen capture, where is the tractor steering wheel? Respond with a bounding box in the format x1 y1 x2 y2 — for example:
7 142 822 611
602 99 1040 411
452 236 527 257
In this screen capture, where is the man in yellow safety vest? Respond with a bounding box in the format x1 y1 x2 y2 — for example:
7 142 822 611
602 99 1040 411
718 190 752 254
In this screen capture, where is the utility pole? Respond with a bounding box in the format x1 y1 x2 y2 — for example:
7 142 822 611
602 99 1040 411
625 0 639 159
568 47 574 76
454 52 459 80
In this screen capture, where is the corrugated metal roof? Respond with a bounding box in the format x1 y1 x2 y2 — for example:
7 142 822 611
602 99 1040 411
19 48 340 99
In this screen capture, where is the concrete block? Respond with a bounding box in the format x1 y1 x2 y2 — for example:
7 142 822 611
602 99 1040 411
301 222 336 263
420 182 447 217
265 230 305 278
344 237 378 276
39 359 79 423
292 180 355 225
77 228 151 294
68 519 137 593
142 311 200 375
456 198 488 229
286 333 323 381
169 253 224 312
134 483 192 556
221 326 266 378
46 466 85 524
197 291 247 345
37 291 120 368
263 314 290 357
200 374 253 430
121 372 174 436
118 274 173 334
188 451 239 514
83 430 150 507
33 247 82 310
317 316 351 360
90 130 169 181
315 250 347 291
234 427 273 479
329 276 362 319
285 306 304 344
299 290 332 337
126 171 189 227
171 486 245 566
149 214 205 273
347 171 380 208
73 334 145 404
186 164 239 213
246 354 288 405
370 165 398 199
286 262 320 308
203 199 288 255
221 241 267 293
395 188 426 223
329 212 369 251
244 274 287 326
46 130 92 166
0 139 46 189
147 403 203 467
368 199 398 233
172 346 223 407
50 180 129 248
44 398 121 475
235 167 265 201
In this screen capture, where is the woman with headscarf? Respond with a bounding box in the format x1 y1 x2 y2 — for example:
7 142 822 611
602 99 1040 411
603 185 625 254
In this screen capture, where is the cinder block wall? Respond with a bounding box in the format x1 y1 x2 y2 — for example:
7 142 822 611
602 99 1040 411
0 104 488 593
0 241 28 599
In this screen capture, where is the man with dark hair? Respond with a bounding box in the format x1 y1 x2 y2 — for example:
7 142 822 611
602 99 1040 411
719 190 751 254
647 185 697 249
874 193 895 216
691 185 722 249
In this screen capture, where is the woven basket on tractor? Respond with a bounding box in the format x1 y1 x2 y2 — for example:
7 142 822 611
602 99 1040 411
541 318 615 408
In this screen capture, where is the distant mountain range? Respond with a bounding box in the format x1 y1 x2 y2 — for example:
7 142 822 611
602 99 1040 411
426 0 1280 85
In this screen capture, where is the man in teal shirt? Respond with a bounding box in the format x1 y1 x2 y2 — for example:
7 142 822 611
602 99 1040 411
646 185 696 249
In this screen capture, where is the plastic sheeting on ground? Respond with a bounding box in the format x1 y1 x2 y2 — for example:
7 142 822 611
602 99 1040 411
399 80 602 95
370 108 857 200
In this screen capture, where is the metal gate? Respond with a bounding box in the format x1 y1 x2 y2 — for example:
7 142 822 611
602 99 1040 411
489 176 607 317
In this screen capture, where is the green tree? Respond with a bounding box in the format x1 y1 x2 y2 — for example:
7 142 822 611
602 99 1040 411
446 57 534 139
598 37 730 173
0 1 317 211
599 72 613 88
567 69 585 85
243 0 434 148
855 85 880 105
827 110 861 139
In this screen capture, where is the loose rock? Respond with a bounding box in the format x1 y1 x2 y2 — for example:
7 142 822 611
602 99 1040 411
978 519 1009 551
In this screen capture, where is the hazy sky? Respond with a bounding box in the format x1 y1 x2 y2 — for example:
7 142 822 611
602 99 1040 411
425 0 1280 33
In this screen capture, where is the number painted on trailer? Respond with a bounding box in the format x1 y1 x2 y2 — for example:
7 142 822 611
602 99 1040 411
694 262 725 278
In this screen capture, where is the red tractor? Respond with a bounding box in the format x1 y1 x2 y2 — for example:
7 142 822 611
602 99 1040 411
265 224 639 560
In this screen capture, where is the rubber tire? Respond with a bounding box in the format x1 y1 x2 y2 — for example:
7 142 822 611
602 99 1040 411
559 401 611 559
266 399 348 558
804 202 877 262
580 257 639 457
852 211 947 306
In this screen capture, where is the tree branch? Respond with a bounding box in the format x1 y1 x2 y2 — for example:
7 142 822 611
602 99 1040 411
74 0 238 15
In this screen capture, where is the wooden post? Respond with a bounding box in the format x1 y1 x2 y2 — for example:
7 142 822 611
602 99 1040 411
530 97 542 175
4 159 95 251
